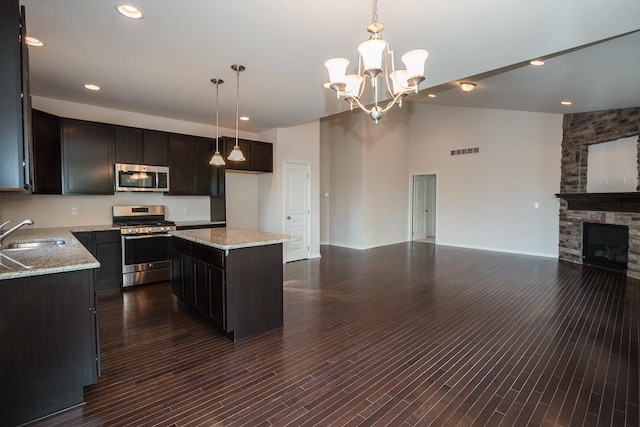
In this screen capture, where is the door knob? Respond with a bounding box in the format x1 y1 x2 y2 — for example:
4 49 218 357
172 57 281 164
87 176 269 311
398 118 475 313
287 216 291 220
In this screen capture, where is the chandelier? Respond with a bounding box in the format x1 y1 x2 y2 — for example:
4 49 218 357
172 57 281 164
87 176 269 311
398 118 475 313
324 0 428 124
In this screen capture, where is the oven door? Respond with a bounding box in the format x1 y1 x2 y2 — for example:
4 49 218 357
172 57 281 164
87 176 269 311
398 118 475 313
122 234 171 287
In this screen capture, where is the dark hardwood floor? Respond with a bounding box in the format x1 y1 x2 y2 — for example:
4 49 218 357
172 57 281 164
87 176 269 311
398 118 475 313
32 243 639 426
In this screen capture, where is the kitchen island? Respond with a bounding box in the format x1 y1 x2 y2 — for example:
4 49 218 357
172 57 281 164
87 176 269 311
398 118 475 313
170 227 297 341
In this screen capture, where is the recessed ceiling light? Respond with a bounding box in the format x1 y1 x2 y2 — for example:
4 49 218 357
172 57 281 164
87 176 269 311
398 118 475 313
530 59 545 66
428 94 436 98
84 84 101 91
239 116 249 121
116 4 144 19
560 100 572 106
25 36 44 47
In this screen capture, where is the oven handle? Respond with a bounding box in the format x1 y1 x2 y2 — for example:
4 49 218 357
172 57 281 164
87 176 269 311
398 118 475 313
122 234 172 240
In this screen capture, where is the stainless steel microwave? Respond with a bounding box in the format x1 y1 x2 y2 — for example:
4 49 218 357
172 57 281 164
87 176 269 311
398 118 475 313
115 163 170 192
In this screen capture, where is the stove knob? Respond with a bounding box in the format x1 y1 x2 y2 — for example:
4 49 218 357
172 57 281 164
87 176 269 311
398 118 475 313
134 228 140 234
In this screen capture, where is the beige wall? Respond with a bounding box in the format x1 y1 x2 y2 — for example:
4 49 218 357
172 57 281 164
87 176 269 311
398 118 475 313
407 103 562 257
319 103 563 257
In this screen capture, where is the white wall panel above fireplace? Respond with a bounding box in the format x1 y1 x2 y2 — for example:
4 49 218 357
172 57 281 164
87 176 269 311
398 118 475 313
587 136 637 193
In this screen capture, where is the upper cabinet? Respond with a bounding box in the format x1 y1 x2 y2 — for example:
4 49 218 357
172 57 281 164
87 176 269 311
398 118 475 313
115 126 169 166
221 137 273 173
62 118 114 194
0 1 30 191
31 109 61 194
167 134 214 196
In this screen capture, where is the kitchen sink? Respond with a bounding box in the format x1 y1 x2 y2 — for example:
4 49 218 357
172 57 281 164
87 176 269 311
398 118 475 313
3 239 67 250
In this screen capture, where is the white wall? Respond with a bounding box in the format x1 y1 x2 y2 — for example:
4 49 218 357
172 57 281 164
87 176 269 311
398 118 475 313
408 103 562 257
257 121 321 258
225 173 258 229
319 120 331 244
325 111 365 249
0 96 260 227
321 107 410 250
361 107 410 248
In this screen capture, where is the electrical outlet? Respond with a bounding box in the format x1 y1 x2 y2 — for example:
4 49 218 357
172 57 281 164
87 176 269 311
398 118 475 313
183 207 189 214
70 207 77 215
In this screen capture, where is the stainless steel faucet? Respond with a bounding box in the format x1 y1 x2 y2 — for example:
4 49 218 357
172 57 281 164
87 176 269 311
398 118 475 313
0 219 35 246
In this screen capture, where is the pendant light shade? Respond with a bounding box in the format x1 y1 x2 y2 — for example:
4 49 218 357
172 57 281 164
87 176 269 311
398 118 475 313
228 64 246 162
209 78 226 166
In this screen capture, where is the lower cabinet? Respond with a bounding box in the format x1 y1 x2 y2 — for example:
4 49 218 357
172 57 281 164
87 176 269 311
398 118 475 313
0 269 99 426
171 237 226 331
73 230 122 292
170 236 282 341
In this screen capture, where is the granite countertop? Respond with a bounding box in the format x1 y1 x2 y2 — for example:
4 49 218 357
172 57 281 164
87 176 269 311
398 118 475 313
171 227 299 250
0 227 100 280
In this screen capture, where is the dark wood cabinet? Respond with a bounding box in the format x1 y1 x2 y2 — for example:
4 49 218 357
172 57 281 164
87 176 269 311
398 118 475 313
62 119 114 194
115 126 169 166
171 236 283 341
0 0 29 191
73 230 122 292
143 129 169 166
168 134 214 195
194 136 214 195
114 126 143 164
168 134 195 194
0 269 99 426
221 136 273 173
250 140 274 172
31 109 62 194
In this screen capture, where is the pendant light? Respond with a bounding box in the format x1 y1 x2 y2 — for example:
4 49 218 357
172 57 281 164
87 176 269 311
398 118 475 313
208 78 226 166
228 64 246 162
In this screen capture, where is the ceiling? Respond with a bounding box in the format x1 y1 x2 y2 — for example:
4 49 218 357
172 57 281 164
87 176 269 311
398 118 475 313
20 0 640 133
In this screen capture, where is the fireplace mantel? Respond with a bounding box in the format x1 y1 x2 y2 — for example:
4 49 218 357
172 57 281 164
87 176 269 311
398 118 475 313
556 192 640 213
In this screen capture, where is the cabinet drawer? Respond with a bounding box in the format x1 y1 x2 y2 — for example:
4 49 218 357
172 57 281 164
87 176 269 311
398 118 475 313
171 236 192 256
192 243 224 269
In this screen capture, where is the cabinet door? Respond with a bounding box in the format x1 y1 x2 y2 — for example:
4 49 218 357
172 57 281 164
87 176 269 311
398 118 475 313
168 134 194 194
0 0 26 191
170 251 183 298
94 231 122 292
143 130 169 166
181 256 195 307
223 137 251 171
62 119 114 194
194 136 214 195
250 141 273 172
193 259 209 316
114 126 143 164
31 110 61 194
208 266 226 331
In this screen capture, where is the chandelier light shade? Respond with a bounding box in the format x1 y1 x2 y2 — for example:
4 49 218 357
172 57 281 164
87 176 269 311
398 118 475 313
209 78 226 166
324 0 428 124
228 64 246 162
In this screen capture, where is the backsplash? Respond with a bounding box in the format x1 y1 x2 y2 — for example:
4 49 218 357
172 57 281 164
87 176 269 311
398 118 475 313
0 193 210 228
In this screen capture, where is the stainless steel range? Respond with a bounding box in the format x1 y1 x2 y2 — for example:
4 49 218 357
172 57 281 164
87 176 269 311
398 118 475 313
112 205 176 287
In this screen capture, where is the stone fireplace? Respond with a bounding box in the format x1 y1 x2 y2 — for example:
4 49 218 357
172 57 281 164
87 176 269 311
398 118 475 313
557 107 640 279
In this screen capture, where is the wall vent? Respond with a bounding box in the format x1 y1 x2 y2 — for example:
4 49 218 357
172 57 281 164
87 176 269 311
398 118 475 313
450 147 479 156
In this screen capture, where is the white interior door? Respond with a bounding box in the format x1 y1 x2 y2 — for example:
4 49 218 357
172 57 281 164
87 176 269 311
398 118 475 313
412 175 428 240
284 161 310 262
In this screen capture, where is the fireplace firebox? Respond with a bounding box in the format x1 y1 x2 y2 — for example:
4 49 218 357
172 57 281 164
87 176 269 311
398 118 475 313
582 223 629 272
